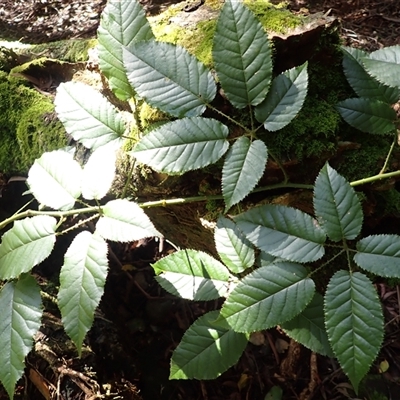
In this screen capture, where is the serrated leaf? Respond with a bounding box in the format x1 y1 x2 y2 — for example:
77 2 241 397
55 82 125 150
341 47 400 104
82 145 116 200
337 97 396 134
222 137 267 211
235 205 325 263
314 163 363 242
221 262 315 332
123 41 216 117
325 271 383 392
214 216 255 274
255 62 308 131
0 274 42 399
362 45 400 89
58 232 108 354
96 199 161 242
281 292 333 357
212 0 272 108
170 310 247 380
0 216 56 280
131 117 229 174
153 250 230 301
27 150 82 210
354 234 400 277
97 0 154 100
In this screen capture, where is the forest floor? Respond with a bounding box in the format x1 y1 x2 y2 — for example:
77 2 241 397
0 0 400 400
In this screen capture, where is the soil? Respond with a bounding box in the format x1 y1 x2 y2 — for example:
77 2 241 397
1 1 400 400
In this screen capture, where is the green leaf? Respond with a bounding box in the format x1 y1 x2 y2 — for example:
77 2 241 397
314 163 363 242
82 145 116 200
265 386 283 400
212 0 272 108
362 45 400 89
0 216 56 280
0 274 42 399
152 250 230 301
341 47 400 104
354 234 400 278
123 41 216 117
336 97 396 134
255 62 308 130
235 205 325 263
214 216 254 274
170 310 247 379
221 262 315 332
27 150 82 210
96 199 161 242
97 0 154 100
325 271 383 392
222 137 267 211
131 117 229 174
55 82 125 150
58 232 108 354
281 293 333 357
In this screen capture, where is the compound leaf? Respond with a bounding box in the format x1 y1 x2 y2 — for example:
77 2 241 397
362 45 400 89
123 41 216 117
152 250 230 301
27 150 82 210
281 292 333 357
255 62 308 131
222 137 267 211
0 216 56 280
58 232 108 355
213 0 272 108
97 0 154 100
354 234 400 278
341 47 400 104
337 97 396 134
55 82 125 150
221 262 315 332
0 274 42 400
132 117 229 174
235 205 325 263
314 163 363 242
96 199 161 242
325 271 383 392
170 310 247 380
214 216 254 274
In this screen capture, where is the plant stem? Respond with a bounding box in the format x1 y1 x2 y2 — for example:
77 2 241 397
379 132 397 174
350 169 400 187
205 103 248 131
267 150 289 183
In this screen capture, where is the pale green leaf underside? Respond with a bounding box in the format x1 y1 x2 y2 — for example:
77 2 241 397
362 45 400 89
96 199 161 242
325 271 383 392
282 292 333 357
222 137 267 211
132 117 229 174
213 0 272 108
0 216 56 280
354 234 400 278
123 41 216 117
314 163 363 242
0 275 42 399
170 310 247 380
55 82 125 150
27 150 82 210
235 204 325 263
221 262 315 332
255 62 308 131
153 250 230 301
341 47 400 104
97 0 154 100
58 231 108 354
214 216 254 274
337 97 396 134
